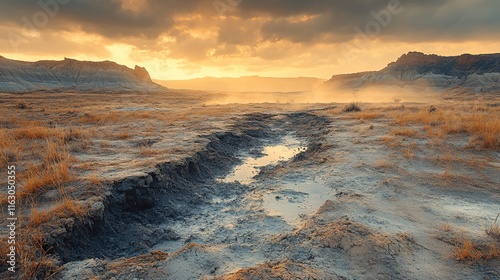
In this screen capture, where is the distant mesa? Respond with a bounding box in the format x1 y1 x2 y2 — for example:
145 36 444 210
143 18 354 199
0 56 164 93
322 52 500 94
133 65 153 83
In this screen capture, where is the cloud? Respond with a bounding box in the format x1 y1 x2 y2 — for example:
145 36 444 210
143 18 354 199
2 0 499 44
1 0 499 79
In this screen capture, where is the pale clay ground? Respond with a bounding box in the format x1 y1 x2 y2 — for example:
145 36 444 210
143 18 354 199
0 91 499 279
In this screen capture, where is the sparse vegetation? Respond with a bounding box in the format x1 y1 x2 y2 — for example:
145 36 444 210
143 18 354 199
486 214 500 239
392 128 418 138
18 141 73 198
89 174 104 186
29 198 87 226
343 103 361 112
1 93 498 278
440 223 452 232
379 135 401 148
17 227 60 279
139 146 160 157
350 111 381 121
78 112 121 124
389 106 500 150
403 147 415 159
374 159 395 169
114 132 132 140
14 125 53 140
454 238 500 262
16 100 30 109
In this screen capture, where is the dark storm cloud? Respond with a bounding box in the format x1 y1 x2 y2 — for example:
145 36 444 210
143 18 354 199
1 0 499 48
0 0 210 39
241 0 500 43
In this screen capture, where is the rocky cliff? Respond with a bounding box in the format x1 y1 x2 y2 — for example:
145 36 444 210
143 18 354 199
322 52 500 93
0 56 164 93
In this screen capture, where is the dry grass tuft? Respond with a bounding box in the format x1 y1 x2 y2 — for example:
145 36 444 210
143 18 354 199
20 162 72 198
14 125 53 140
467 117 500 150
17 227 60 279
18 140 74 198
29 199 87 226
0 130 22 167
78 112 121 124
77 110 153 125
440 223 452 232
424 126 446 140
392 128 418 138
398 232 415 243
374 159 395 169
379 136 401 148
14 198 87 278
59 127 87 143
454 238 500 262
354 112 381 120
440 167 454 181
89 174 104 186
343 103 361 112
486 214 500 240
16 100 30 109
403 147 416 159
433 151 454 164
389 107 500 150
114 132 132 140
139 147 161 157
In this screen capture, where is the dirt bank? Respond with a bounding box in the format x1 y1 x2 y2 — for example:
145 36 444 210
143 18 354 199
56 106 499 279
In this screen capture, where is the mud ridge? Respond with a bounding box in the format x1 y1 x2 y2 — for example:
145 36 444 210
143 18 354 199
48 113 323 263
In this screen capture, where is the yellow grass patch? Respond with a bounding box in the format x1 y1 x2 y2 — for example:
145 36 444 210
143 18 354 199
392 128 418 137
454 238 500 261
29 199 87 226
389 107 500 150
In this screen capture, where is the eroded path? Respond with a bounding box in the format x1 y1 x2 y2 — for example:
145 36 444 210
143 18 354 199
58 111 500 280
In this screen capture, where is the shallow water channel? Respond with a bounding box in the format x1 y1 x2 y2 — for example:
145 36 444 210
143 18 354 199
220 135 335 226
155 134 335 254
219 135 306 185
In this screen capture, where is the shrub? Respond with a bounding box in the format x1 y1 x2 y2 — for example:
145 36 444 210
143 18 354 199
16 101 30 109
343 103 361 112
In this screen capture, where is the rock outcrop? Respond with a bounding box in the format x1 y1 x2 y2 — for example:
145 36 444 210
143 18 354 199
322 52 500 93
0 56 164 93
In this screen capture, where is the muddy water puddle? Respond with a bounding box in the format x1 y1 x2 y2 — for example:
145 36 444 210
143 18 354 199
218 135 307 185
263 177 335 225
220 134 335 226
156 135 335 254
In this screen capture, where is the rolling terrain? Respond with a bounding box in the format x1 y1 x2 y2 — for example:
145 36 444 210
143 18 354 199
0 56 164 93
0 54 498 279
322 52 500 94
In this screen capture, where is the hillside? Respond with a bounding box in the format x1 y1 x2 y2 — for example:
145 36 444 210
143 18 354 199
0 56 164 93
322 52 500 93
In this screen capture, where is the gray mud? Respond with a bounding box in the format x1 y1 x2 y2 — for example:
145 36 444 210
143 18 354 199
50 113 324 263
53 110 499 280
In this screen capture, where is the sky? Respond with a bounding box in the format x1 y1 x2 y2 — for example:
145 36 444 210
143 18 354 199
0 0 499 80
